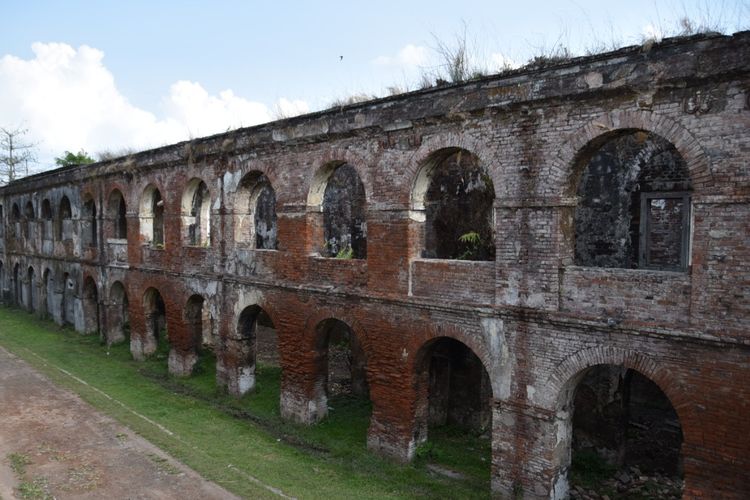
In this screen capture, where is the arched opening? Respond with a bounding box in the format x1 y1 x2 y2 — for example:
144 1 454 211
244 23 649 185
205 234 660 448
234 172 278 249
107 189 128 240
414 149 495 260
230 305 279 395
26 266 36 313
181 179 211 247
0 261 4 303
313 319 369 413
11 203 20 237
318 164 367 258
60 272 73 326
412 337 492 480
143 287 167 355
184 294 209 375
82 197 97 247
139 185 164 247
561 365 684 498
574 130 692 271
82 277 99 334
23 201 35 240
107 281 129 344
42 268 52 318
57 196 73 241
12 263 20 307
41 199 52 241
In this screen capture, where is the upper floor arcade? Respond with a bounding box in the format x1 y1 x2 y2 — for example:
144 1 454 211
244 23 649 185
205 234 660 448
1 30 748 339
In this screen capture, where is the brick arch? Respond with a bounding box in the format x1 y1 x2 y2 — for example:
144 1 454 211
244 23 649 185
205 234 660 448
411 326 494 392
541 346 690 422
303 306 371 353
549 110 712 197
305 147 373 209
405 132 503 205
227 158 282 203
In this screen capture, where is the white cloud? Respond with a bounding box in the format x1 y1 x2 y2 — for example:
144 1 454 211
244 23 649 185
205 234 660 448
489 52 520 71
0 42 308 167
373 44 429 68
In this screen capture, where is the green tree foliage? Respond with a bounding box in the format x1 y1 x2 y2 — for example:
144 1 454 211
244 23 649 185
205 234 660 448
55 149 95 167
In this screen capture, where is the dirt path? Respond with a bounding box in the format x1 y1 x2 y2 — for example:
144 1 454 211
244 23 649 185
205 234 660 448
0 345 238 500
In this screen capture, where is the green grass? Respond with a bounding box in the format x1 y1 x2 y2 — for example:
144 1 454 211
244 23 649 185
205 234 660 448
0 307 491 499
7 452 32 476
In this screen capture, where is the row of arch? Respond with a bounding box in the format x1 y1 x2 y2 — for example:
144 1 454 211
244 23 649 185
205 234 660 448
0 262 686 496
3 128 694 270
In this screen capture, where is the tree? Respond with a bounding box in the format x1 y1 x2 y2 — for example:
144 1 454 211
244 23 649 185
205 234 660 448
0 126 37 185
55 149 95 167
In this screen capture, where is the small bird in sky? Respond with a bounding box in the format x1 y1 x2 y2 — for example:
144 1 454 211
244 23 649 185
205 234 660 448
339 55 343 61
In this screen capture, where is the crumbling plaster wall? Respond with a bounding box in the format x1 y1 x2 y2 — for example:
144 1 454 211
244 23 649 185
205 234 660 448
1 31 749 499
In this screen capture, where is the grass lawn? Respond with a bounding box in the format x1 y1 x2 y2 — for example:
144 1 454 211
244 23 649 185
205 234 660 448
0 307 491 499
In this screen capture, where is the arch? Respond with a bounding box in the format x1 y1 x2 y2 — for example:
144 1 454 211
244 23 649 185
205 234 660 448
411 148 495 260
139 184 164 247
23 200 35 239
41 199 52 240
556 110 711 197
57 195 73 241
142 287 167 353
313 318 369 405
308 162 367 258
106 189 127 240
26 266 36 313
60 271 73 326
106 281 129 344
229 304 279 395
184 294 206 350
11 203 20 237
181 178 211 247
82 196 98 247
234 171 279 250
41 268 52 318
82 276 99 334
12 262 20 307
412 336 493 446
572 129 692 270
547 352 686 498
0 261 4 303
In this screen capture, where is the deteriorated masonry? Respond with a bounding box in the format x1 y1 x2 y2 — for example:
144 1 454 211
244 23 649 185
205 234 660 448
1 32 749 499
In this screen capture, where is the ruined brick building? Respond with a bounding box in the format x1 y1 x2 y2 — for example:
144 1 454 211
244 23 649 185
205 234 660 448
1 32 748 498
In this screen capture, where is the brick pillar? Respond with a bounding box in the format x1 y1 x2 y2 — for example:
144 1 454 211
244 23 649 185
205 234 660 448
491 399 570 500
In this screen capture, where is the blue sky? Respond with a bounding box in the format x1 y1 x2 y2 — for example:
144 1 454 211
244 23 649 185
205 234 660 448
1 1 748 168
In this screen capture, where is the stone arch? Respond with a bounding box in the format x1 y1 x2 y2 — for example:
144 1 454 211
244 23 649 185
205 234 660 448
23 200 35 240
41 198 52 240
82 276 99 334
181 178 211 247
106 188 128 240
307 316 370 420
82 195 97 248
227 304 279 396
11 203 20 237
106 281 129 345
571 129 692 270
41 268 52 318
411 336 493 446
307 161 367 258
544 347 687 499
234 171 278 249
57 195 73 241
142 287 167 355
410 147 495 260
139 184 164 246
26 266 36 313
554 110 711 197
12 262 21 307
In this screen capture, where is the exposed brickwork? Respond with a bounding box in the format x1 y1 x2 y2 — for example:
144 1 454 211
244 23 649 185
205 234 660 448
1 32 749 499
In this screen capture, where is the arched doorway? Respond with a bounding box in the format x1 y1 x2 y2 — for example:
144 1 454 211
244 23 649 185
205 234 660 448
230 305 279 395
142 287 167 356
26 266 36 313
107 281 129 344
82 277 99 334
565 365 684 497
